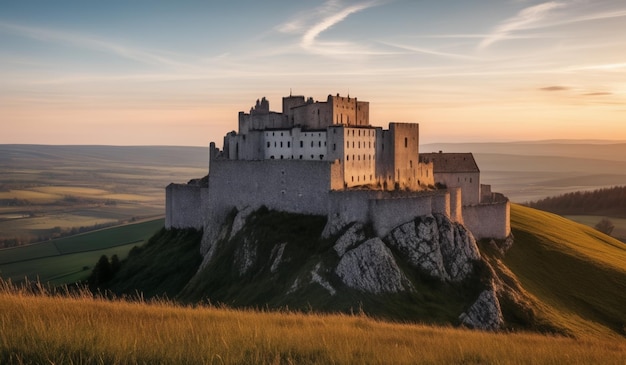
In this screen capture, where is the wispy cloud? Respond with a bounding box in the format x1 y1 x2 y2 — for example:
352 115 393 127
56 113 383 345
583 92 612 96
540 85 569 91
277 0 385 55
478 1 566 50
0 21 195 70
381 42 482 61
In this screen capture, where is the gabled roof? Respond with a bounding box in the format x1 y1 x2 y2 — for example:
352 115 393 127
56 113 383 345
420 152 480 173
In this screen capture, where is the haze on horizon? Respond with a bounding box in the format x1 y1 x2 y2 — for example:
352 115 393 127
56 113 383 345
1 0 625 146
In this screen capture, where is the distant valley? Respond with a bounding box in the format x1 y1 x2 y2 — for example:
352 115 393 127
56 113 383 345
2 142 625 247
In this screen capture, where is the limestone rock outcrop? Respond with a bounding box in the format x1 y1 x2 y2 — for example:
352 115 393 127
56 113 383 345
459 287 504 331
333 223 366 257
335 237 413 294
385 214 480 282
192 208 505 331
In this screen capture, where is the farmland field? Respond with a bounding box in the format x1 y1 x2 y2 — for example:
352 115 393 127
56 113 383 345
0 145 206 246
0 219 164 285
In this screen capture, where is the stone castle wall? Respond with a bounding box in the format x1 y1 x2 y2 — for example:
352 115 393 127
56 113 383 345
165 183 203 230
462 200 511 240
165 160 510 245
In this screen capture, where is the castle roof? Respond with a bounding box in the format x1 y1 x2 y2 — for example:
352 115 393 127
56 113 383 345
420 152 479 173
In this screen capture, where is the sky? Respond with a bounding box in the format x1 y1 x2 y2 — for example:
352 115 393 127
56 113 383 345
1 0 625 146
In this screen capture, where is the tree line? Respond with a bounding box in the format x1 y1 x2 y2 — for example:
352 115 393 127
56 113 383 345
526 186 626 218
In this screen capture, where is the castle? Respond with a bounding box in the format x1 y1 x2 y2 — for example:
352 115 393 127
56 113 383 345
166 93 510 248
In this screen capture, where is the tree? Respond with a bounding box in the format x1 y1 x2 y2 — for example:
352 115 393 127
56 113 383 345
595 218 615 236
88 255 113 289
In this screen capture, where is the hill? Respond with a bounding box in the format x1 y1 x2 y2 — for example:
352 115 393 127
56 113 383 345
96 204 626 338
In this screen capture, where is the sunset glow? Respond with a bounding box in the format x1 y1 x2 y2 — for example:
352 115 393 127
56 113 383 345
1 0 625 146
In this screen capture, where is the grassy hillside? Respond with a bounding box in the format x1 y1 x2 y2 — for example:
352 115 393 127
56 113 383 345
103 228 203 299
498 204 626 337
1 283 624 365
0 219 164 285
89 205 626 338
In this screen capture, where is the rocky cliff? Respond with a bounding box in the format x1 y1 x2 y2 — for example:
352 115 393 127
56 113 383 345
180 207 505 330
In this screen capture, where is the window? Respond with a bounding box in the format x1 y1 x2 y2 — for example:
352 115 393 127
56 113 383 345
346 141 349 148
281 132 283 136
300 141 303 148
299 155 303 159
287 141 291 148
333 143 336 151
311 141 314 147
409 160 413 168
405 137 408 148
274 142 277 147
267 142 270 148
358 141 360 148
318 141 321 147
320 155 324 160
280 142 283 148
347 155 350 161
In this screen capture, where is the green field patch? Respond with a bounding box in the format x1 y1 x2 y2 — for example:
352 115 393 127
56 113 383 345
0 219 163 266
0 241 61 265
0 242 142 285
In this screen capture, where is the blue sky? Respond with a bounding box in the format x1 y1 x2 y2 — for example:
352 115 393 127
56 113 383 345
1 0 626 145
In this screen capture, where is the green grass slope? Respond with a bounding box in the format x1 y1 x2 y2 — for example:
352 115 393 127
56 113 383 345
104 228 203 299
503 204 626 337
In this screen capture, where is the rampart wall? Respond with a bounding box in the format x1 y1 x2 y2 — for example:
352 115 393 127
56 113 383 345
165 183 203 230
368 191 451 237
462 200 511 240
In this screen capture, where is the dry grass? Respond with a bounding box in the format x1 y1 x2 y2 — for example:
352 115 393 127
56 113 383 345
1 280 624 365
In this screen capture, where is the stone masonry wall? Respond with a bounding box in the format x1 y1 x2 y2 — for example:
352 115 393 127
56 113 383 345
368 191 450 237
165 183 203 230
462 200 511 240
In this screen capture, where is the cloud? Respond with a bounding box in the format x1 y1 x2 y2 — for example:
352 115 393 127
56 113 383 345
478 1 566 50
277 0 384 55
540 86 569 91
381 42 482 61
583 92 612 96
0 21 194 70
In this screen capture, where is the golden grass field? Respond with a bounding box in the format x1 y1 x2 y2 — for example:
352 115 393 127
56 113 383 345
1 281 625 365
